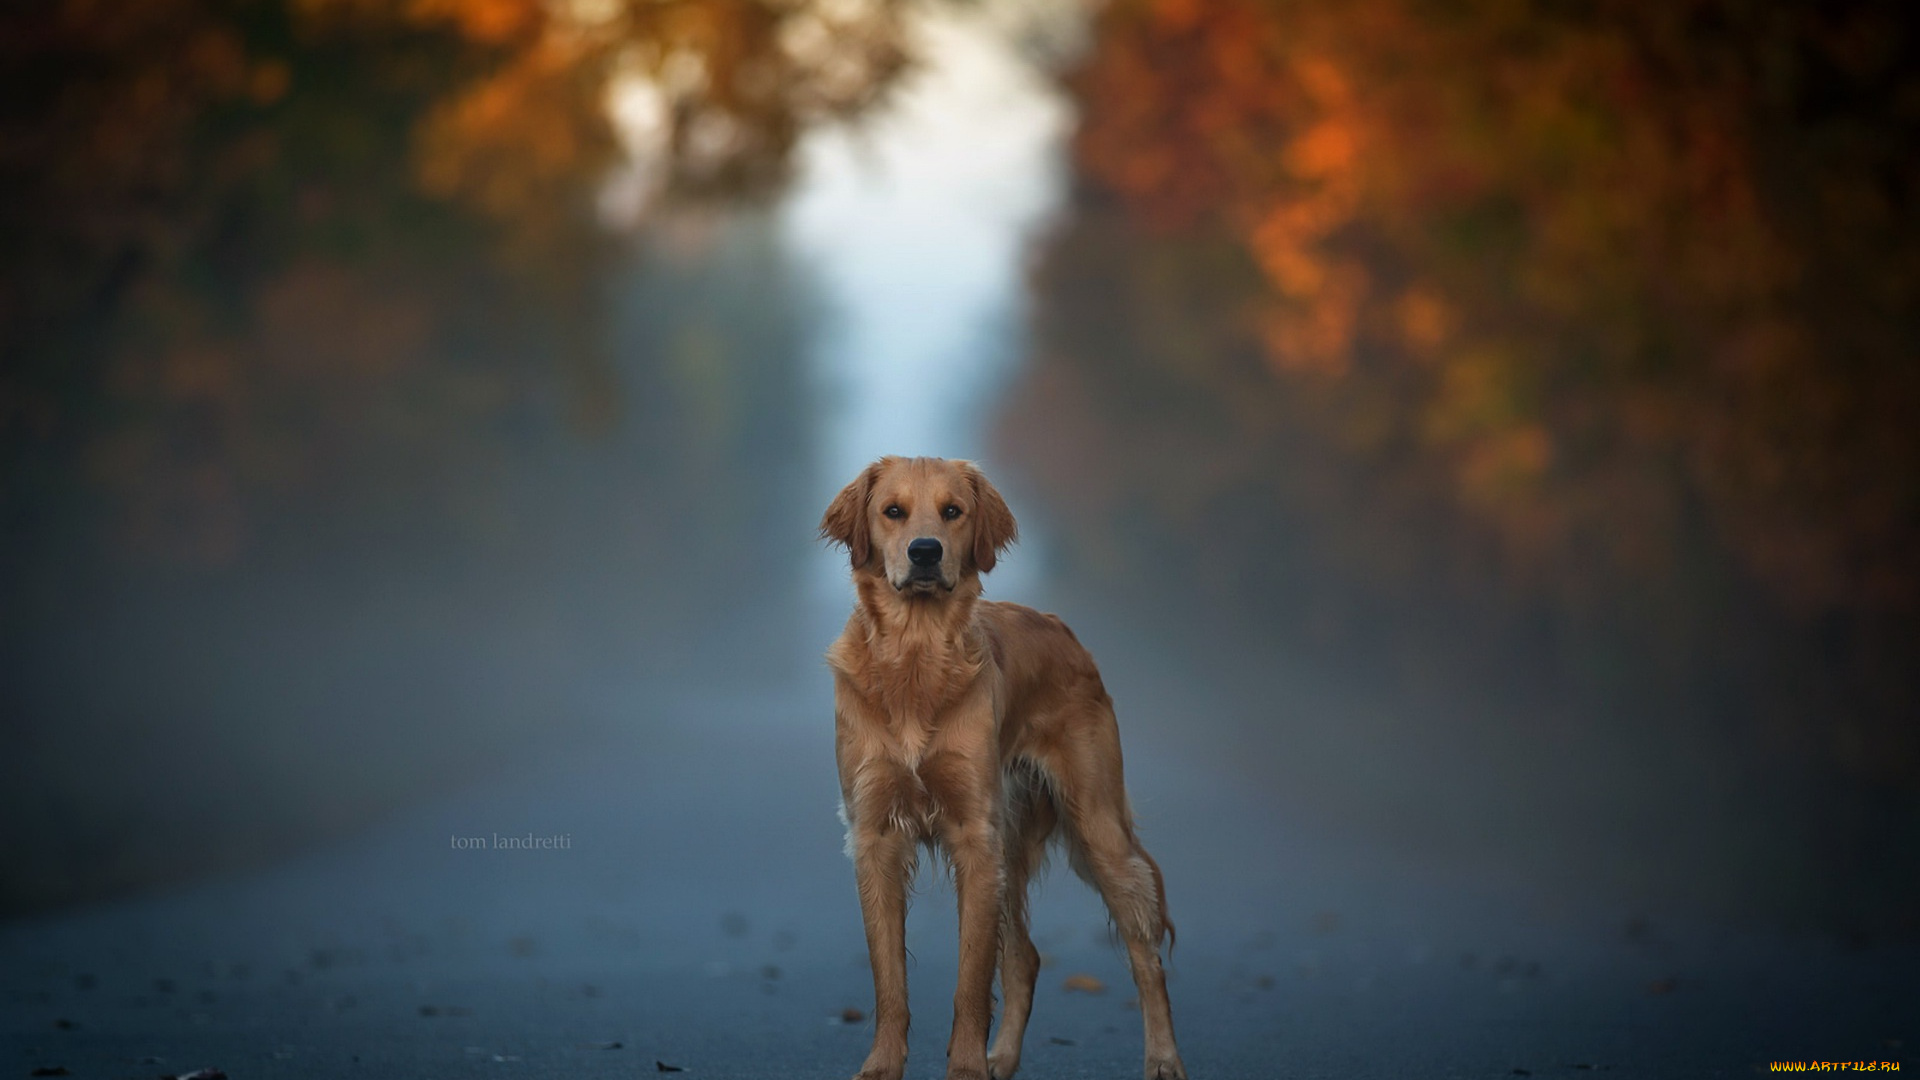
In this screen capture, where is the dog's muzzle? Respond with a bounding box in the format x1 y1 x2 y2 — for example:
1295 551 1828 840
907 537 942 567
899 537 949 592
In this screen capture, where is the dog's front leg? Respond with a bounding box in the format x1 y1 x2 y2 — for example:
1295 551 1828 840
852 822 914 1080
945 823 1004 1080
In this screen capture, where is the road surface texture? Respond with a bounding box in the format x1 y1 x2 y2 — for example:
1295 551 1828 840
4 601 1912 1080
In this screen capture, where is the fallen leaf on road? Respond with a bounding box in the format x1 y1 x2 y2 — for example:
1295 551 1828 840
840 1007 865 1023
656 1061 685 1072
1062 974 1105 994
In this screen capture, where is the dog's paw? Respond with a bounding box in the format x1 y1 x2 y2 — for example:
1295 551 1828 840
854 1069 904 1080
1146 1055 1188 1080
944 1068 989 1080
986 1049 1021 1080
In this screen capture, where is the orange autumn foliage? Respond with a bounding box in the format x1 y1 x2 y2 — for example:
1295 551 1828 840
1066 0 1920 616
1008 0 1920 781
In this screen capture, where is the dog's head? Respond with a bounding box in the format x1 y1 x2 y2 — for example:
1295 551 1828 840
820 456 1018 596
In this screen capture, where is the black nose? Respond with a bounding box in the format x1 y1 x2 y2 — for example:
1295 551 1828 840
907 537 943 567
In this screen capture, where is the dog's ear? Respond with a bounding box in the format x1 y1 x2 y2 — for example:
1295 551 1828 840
821 462 881 569
963 462 1018 574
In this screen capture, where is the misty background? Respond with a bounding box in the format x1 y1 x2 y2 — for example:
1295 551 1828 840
3 0 1918 951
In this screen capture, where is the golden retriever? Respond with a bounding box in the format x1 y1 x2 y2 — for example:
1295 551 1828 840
820 456 1186 1080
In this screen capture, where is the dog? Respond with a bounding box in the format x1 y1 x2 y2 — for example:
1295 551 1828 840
820 456 1186 1080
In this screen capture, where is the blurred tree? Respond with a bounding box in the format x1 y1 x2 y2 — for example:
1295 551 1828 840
0 0 903 567
1007 0 1920 781
0 0 901 914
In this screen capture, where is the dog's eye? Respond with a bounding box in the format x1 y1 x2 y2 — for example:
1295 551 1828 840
942 505 962 520
883 504 904 519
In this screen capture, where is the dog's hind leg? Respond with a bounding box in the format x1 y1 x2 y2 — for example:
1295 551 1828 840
1056 754 1187 1080
988 777 1056 1080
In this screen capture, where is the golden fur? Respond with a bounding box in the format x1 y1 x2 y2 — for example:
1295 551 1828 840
821 456 1186 1080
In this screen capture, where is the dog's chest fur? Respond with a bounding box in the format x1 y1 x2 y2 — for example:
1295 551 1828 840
830 598 1000 845
835 580 986 715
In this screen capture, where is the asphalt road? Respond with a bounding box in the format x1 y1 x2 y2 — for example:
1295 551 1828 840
4 628 1913 1080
